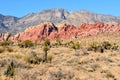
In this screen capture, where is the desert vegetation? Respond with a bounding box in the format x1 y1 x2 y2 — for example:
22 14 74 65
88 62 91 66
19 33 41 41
0 33 120 80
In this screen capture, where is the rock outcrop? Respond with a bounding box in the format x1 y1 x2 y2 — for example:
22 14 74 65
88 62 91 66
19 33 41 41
0 32 11 41
12 22 120 42
0 22 120 42
12 22 58 42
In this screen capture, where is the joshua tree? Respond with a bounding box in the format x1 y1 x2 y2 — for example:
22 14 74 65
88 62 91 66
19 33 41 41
42 38 50 62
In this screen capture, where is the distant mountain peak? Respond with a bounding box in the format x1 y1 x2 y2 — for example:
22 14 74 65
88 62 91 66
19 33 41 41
0 8 120 33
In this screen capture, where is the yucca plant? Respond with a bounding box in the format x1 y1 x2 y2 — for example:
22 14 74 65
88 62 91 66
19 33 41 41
42 38 50 62
4 61 15 77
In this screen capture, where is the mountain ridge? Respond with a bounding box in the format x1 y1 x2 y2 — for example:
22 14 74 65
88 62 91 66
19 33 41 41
0 8 120 34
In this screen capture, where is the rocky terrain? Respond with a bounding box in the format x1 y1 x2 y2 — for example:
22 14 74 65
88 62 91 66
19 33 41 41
0 8 120 33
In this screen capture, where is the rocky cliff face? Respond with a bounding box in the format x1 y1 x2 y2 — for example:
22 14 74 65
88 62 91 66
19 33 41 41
0 22 118 42
0 8 120 34
0 32 11 41
12 22 58 42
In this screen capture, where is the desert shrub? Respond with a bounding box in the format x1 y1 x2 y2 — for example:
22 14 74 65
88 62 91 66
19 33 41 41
0 47 5 53
0 59 7 67
70 41 80 54
88 42 99 52
98 46 104 53
24 51 42 64
70 41 80 50
43 38 50 46
88 41 118 53
46 69 74 80
15 54 22 59
35 55 42 63
82 48 89 55
6 47 13 52
47 55 52 63
55 37 62 46
4 61 15 77
18 40 34 48
101 41 119 50
110 43 119 50
101 41 111 50
106 72 116 79
0 41 13 46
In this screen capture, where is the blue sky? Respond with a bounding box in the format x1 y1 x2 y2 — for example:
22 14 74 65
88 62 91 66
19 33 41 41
0 0 119 17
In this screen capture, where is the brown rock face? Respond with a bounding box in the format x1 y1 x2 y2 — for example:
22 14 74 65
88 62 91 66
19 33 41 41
1 22 120 42
13 22 58 42
57 24 77 39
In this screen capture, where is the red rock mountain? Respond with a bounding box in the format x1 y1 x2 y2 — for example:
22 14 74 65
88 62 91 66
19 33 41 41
0 22 120 42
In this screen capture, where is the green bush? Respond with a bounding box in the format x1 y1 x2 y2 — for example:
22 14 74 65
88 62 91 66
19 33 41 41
88 42 99 52
110 43 119 50
101 41 119 50
0 41 13 46
18 40 34 48
88 41 119 52
70 41 80 49
70 41 80 54
101 41 111 50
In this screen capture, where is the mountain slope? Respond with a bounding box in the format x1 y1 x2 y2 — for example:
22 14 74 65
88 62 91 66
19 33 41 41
0 14 19 33
0 8 120 33
12 8 69 33
62 10 120 26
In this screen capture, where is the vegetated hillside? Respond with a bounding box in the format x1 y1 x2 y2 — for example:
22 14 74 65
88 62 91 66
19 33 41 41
0 8 120 33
